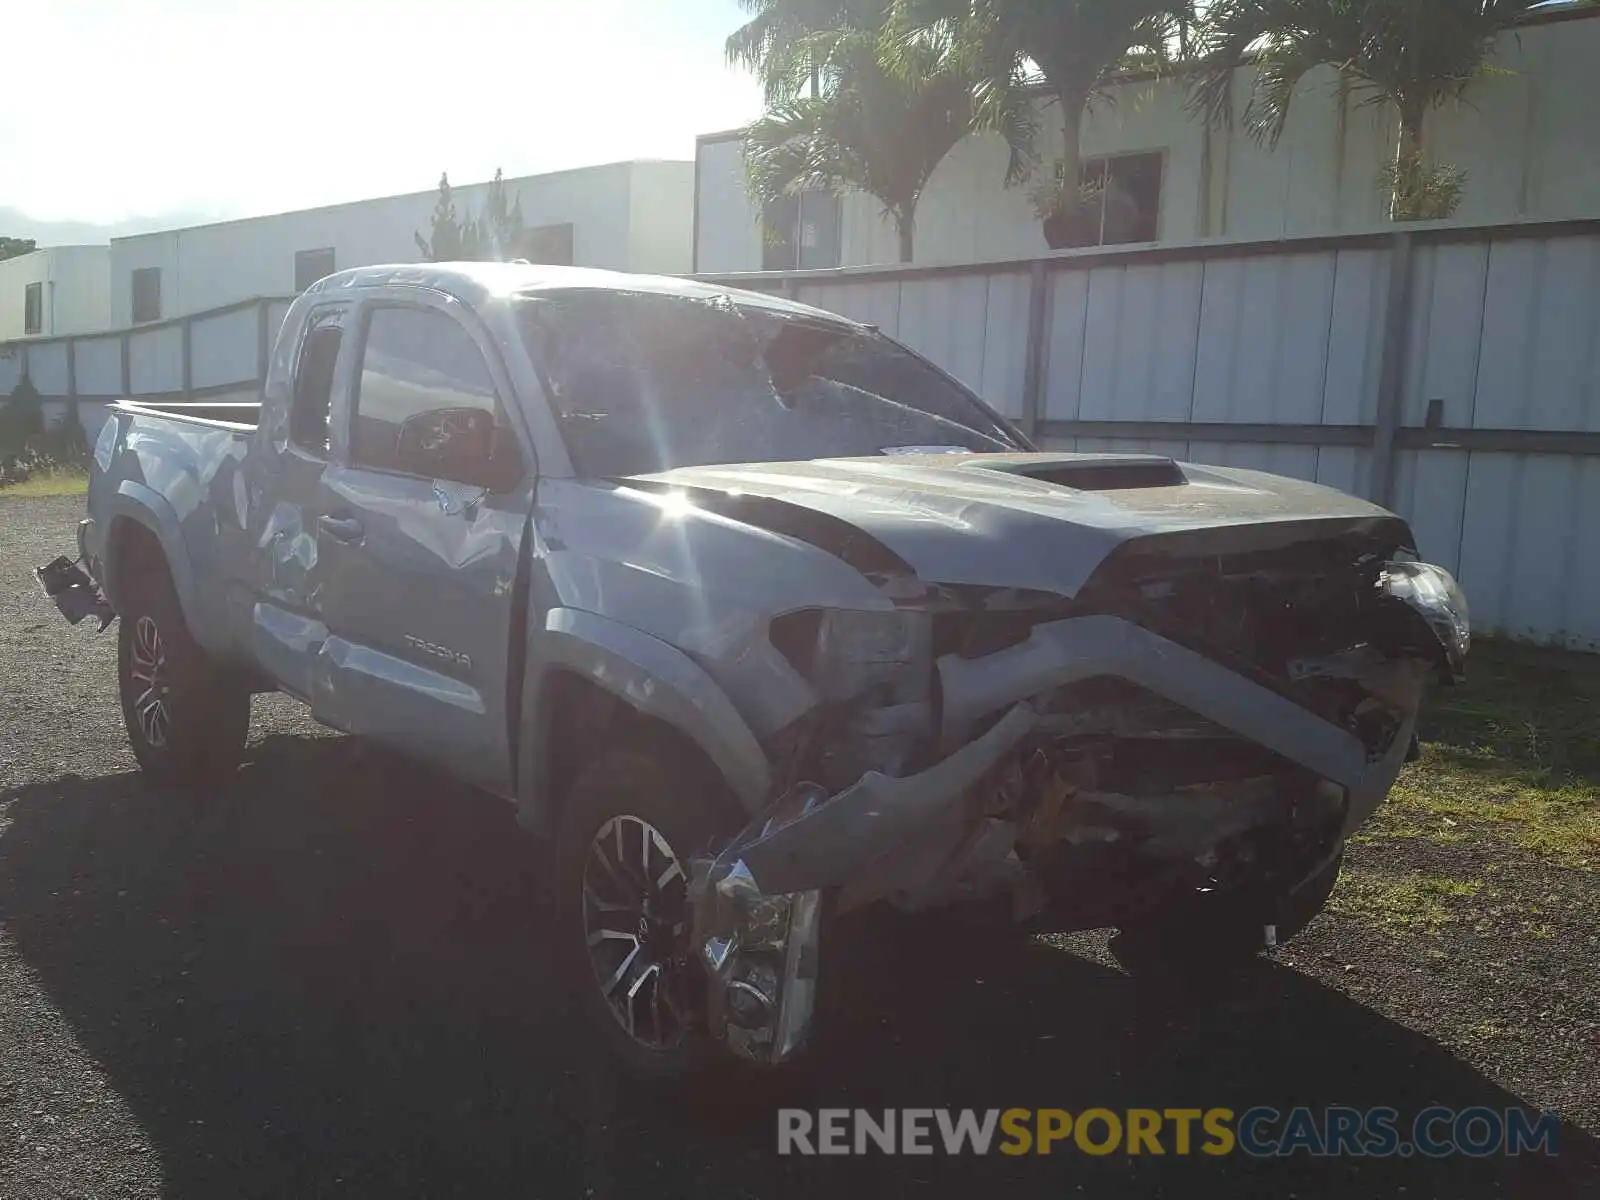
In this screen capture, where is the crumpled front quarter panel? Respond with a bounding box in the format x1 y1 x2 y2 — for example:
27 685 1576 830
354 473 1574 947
531 477 891 736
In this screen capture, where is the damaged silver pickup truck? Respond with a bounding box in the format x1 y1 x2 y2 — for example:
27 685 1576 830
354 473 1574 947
40 263 1468 1079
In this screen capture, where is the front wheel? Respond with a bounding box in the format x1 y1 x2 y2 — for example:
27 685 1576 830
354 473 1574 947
116 563 250 788
552 735 746 1081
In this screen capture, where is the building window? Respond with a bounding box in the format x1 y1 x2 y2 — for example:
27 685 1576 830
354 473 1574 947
23 282 42 335
295 247 337 292
521 224 574 266
1068 152 1164 248
762 190 841 270
131 267 162 324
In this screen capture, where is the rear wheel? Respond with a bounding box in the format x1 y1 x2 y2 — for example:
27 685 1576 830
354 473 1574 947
552 735 746 1080
116 560 250 788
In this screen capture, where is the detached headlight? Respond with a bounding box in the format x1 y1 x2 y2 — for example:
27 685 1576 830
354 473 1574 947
1381 561 1470 681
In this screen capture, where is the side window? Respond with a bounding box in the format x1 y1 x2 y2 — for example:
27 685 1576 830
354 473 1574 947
352 306 522 489
290 308 344 454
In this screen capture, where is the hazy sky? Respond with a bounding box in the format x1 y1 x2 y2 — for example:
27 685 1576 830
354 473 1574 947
6 0 763 228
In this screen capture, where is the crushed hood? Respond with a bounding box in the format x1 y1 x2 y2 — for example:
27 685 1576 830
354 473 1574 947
636 452 1411 596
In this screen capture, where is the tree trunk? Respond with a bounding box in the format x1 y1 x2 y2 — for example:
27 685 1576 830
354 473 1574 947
1391 98 1427 221
896 215 914 264
1040 83 1093 250
1059 97 1085 213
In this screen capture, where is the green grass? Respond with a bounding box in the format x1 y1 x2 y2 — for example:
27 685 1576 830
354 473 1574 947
0 470 88 498
1362 641 1600 869
1327 870 1483 932
1330 643 1600 938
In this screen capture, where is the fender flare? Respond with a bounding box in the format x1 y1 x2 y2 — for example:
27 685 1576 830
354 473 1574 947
100 481 202 631
516 607 773 835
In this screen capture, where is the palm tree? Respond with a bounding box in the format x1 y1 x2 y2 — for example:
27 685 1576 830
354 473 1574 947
1191 0 1593 220
743 31 1010 262
726 0 893 102
886 0 1197 243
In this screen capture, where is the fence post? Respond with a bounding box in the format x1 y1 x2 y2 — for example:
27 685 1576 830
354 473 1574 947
782 276 801 301
1367 230 1415 507
1020 260 1050 440
256 300 271 389
180 316 193 401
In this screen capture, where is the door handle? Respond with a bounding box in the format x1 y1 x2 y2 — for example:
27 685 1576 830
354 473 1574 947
318 514 365 543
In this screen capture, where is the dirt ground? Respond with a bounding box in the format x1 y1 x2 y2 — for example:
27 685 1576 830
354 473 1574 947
1 493 1595 1199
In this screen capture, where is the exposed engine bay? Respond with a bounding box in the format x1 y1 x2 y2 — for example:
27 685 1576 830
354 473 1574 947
687 530 1469 1066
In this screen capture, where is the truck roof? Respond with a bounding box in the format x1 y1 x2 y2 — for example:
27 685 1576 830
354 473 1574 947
305 261 860 327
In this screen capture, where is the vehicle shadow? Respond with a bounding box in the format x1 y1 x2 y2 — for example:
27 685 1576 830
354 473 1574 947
0 734 1593 1200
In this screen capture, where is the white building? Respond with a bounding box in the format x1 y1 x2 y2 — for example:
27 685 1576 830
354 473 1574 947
0 246 113 340
695 8 1600 272
108 159 695 326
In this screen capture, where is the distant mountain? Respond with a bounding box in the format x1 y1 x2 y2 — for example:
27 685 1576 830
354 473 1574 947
0 205 232 246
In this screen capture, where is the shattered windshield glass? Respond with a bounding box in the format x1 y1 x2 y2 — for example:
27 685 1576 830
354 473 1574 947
519 290 1023 476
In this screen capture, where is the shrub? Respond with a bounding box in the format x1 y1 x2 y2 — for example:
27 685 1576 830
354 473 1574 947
0 377 44 456
0 378 91 487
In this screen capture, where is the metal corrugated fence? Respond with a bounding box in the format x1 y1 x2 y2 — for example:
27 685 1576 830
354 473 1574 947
0 296 293 443
4 220 1598 648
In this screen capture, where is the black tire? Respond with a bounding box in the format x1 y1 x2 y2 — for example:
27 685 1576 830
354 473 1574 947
1110 853 1344 981
552 733 747 1081
117 559 250 788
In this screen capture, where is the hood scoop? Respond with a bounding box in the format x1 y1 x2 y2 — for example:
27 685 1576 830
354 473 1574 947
966 453 1186 492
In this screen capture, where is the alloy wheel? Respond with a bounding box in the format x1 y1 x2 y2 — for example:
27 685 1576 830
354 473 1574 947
129 615 171 748
582 814 693 1050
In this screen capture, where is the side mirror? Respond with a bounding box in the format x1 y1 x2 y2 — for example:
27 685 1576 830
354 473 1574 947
395 407 498 486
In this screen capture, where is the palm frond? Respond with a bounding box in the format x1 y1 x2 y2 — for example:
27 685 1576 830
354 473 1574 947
741 31 980 247
1245 35 1340 147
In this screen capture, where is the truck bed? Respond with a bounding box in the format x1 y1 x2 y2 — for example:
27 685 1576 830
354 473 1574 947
117 398 260 431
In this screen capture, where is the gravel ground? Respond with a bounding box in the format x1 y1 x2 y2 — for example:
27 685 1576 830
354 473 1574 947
1 493 1595 1199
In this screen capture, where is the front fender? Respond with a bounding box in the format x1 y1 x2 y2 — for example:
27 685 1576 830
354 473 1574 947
516 607 774 834
100 480 202 632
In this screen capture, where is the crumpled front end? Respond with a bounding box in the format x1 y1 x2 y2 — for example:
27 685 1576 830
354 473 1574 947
685 533 1469 1066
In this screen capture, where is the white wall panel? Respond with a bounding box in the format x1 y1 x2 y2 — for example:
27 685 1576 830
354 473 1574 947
1456 453 1600 649
694 138 764 274
128 324 183 394
979 271 1032 419
1147 262 1206 422
795 282 901 334
26 342 70 396
1403 243 1489 426
1313 447 1370 497
1190 259 1245 422
1041 270 1090 420
1322 250 1388 426
75 336 122 396
896 275 991 393
267 300 293 355
189 306 259 388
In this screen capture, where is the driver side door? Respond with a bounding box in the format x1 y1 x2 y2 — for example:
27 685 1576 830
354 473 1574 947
312 295 533 798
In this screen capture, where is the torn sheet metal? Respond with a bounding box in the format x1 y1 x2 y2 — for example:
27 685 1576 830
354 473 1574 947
724 703 1037 898
688 704 1036 1064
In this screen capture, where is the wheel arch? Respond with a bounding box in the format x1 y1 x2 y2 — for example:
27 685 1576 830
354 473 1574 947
516 607 773 837
101 482 200 629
